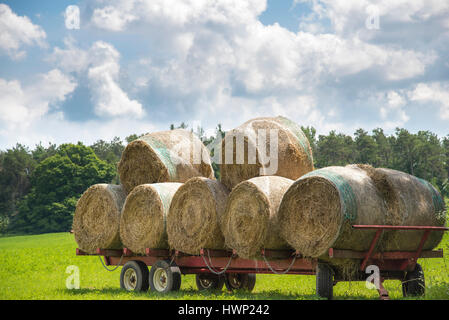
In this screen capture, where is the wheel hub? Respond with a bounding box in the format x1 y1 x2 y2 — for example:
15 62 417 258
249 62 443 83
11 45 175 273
124 268 138 290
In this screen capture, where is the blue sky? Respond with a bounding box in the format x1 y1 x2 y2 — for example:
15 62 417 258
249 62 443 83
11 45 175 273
0 0 448 149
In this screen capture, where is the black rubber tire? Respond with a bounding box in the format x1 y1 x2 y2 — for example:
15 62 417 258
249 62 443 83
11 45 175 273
149 260 182 293
224 273 256 292
402 263 425 297
120 260 149 292
196 274 225 291
316 263 334 300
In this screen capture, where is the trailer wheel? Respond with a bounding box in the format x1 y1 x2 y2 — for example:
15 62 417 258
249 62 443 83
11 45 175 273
316 263 334 300
196 274 225 291
402 263 425 297
149 260 182 293
224 273 256 292
120 260 149 292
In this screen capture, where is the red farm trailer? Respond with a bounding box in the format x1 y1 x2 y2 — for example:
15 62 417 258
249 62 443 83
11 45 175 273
76 225 448 300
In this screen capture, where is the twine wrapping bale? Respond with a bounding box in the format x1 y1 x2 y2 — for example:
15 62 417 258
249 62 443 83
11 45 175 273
220 116 314 189
167 177 230 255
279 166 388 258
73 184 126 254
120 183 182 254
118 129 214 193
223 176 294 259
351 164 446 251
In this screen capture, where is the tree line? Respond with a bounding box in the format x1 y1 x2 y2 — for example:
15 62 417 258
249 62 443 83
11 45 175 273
0 125 448 235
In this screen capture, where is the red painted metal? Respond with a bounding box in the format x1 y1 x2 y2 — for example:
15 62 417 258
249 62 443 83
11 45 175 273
410 230 431 271
377 277 390 300
353 225 448 231
76 224 447 300
144 248 170 257
328 248 443 260
360 229 383 271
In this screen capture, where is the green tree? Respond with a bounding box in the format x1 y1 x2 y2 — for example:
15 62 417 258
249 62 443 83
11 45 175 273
0 144 35 232
125 133 144 144
354 128 377 165
372 128 393 167
413 131 445 190
392 128 418 175
301 126 317 165
8 143 115 234
442 136 449 196
315 131 356 168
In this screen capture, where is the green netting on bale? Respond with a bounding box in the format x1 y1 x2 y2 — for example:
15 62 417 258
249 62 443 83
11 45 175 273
143 136 177 179
276 116 313 163
300 168 357 221
150 184 173 214
416 177 446 220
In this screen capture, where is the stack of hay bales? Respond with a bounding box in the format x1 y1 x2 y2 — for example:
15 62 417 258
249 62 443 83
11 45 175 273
165 116 315 257
72 113 445 271
72 116 317 256
72 129 214 254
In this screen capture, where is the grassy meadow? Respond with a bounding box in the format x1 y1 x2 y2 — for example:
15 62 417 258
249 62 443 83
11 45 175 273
0 226 448 300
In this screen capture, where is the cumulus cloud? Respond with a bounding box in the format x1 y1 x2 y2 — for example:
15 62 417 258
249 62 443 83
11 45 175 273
378 91 409 129
77 0 448 139
50 39 145 119
3 0 448 149
0 4 46 59
0 111 158 150
409 82 449 120
0 69 76 128
91 4 137 31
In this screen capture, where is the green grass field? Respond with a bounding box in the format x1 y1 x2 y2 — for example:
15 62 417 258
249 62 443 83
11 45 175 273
0 230 448 300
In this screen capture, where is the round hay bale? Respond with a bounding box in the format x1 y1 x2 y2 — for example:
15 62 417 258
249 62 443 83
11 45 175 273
220 116 314 189
351 164 446 251
279 166 388 258
167 177 230 255
120 183 182 254
223 176 294 259
118 129 214 193
73 184 126 254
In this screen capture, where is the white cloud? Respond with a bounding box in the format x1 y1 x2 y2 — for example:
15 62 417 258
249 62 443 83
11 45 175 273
0 69 76 128
81 0 443 137
92 5 137 31
50 39 145 119
378 91 409 129
409 82 449 120
87 42 144 118
3 0 449 149
0 112 158 150
0 4 46 59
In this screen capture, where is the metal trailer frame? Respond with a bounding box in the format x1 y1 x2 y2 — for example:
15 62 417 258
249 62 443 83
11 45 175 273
76 225 448 299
